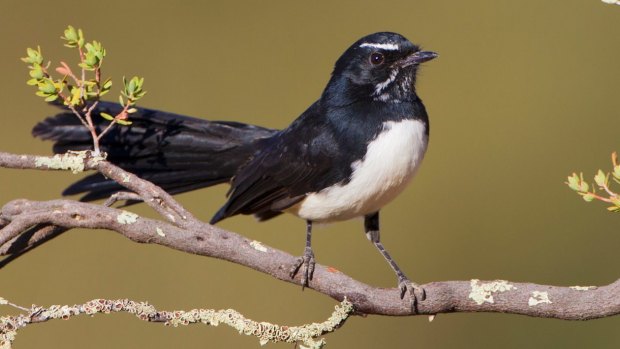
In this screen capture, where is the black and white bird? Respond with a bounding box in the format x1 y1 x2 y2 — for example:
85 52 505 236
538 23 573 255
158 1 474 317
33 32 437 309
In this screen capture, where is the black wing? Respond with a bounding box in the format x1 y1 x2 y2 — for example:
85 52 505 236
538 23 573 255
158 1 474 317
210 101 344 223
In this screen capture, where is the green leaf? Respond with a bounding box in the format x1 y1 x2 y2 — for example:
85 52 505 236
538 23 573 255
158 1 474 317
613 165 620 181
38 80 57 94
62 26 81 48
78 62 92 71
116 119 133 126
100 112 115 121
29 66 44 79
26 47 38 58
69 86 82 106
567 173 580 191
62 26 78 42
77 29 85 47
80 41 106 69
26 78 39 86
594 170 608 187
128 78 136 94
44 94 58 102
122 76 147 101
127 108 138 114
22 46 43 65
582 193 595 202
579 180 589 193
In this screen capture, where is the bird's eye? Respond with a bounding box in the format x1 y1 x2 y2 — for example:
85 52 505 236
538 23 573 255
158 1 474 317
369 52 384 65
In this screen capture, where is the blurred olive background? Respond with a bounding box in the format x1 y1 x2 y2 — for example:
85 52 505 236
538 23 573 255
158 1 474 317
1 0 620 348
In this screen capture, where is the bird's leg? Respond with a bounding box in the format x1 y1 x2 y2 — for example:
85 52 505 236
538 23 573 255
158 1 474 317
289 220 315 289
364 212 425 312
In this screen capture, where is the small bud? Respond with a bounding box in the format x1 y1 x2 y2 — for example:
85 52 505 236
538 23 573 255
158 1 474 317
55 66 70 76
117 111 129 120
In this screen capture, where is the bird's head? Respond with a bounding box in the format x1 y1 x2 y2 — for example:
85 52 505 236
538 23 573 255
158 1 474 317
323 32 437 106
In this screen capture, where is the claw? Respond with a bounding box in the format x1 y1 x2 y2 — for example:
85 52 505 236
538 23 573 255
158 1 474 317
398 276 426 313
289 247 315 289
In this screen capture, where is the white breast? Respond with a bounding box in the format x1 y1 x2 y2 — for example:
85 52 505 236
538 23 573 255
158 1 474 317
289 119 428 223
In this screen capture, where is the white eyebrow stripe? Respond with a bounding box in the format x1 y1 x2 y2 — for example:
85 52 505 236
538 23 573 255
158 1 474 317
359 42 399 50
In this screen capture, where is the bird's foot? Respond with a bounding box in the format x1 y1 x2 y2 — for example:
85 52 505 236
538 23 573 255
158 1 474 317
398 275 426 313
289 247 315 289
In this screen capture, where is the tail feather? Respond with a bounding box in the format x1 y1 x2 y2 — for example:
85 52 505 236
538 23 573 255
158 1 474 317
33 101 277 201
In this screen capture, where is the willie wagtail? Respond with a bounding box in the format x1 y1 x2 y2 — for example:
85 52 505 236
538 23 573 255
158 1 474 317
33 32 437 309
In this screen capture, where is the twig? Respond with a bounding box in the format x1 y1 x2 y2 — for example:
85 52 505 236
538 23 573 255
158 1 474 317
0 297 353 349
103 191 143 207
0 152 192 227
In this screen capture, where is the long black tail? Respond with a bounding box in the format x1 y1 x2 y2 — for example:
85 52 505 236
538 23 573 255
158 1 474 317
32 102 277 201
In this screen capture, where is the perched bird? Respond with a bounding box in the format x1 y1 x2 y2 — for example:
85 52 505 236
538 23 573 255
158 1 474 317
33 32 437 309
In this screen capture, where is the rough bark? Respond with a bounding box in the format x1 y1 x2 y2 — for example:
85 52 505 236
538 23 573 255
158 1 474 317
1 151 619 319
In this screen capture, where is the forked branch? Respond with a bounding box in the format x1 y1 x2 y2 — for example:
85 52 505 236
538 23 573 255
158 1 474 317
1 151 619 320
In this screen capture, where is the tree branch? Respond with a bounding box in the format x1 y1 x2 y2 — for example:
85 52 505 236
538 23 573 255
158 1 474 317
1 151 619 320
0 297 353 349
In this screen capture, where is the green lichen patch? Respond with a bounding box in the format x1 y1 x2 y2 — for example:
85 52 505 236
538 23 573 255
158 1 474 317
117 210 138 224
570 285 597 291
250 240 268 252
0 296 353 349
528 291 552 306
156 227 165 237
35 152 87 174
161 298 353 348
468 279 517 305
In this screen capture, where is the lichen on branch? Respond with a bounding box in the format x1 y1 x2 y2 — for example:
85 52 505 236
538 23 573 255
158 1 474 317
0 297 353 349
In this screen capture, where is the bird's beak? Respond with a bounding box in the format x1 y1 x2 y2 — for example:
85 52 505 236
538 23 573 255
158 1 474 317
399 51 438 67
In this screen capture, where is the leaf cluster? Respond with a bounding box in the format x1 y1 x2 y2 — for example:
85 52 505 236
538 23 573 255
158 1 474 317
567 152 620 211
21 25 147 154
